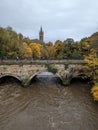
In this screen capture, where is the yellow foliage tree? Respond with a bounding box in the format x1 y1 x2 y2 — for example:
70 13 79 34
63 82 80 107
81 41 90 50
26 46 32 58
91 83 98 101
84 48 98 82
30 43 42 59
21 42 32 58
46 42 55 59
80 39 91 57
84 48 98 101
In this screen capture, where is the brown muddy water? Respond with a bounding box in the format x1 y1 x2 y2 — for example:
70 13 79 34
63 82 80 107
0 78 98 130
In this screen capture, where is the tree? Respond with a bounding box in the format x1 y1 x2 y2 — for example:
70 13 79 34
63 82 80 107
30 43 42 59
45 42 55 59
22 42 32 58
79 38 91 58
0 27 7 58
54 40 65 59
84 48 98 101
84 49 98 82
91 83 98 101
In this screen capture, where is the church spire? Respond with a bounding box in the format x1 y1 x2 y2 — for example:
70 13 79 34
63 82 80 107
39 26 44 43
40 26 43 32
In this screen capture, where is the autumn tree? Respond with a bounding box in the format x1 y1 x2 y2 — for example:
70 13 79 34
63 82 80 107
54 40 65 59
91 83 98 101
45 41 55 59
63 40 74 58
84 48 98 101
20 42 32 58
71 42 82 59
30 43 42 59
84 49 98 82
0 26 20 59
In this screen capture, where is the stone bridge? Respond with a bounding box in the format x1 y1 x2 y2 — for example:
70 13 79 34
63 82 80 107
0 60 86 86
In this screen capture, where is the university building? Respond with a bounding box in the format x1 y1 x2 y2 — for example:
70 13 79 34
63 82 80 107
32 27 44 44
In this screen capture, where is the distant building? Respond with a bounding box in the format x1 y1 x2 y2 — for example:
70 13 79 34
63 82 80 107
39 26 44 43
31 26 44 44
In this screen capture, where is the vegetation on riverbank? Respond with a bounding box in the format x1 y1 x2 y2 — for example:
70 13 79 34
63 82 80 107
84 49 98 101
91 83 98 101
45 63 58 74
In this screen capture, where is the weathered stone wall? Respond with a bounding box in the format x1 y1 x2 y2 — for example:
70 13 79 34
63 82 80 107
0 62 84 86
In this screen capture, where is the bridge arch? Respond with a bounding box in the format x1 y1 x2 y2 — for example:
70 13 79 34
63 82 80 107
29 71 63 85
0 74 21 85
70 73 90 84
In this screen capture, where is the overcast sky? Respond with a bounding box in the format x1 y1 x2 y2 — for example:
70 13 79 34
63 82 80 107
0 0 98 43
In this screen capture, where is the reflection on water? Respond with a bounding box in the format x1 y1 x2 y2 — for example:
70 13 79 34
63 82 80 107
0 80 98 130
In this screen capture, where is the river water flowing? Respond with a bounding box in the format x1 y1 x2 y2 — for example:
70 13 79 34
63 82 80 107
0 76 98 130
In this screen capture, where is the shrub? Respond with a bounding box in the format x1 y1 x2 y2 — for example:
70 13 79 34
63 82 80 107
45 63 58 74
91 83 98 101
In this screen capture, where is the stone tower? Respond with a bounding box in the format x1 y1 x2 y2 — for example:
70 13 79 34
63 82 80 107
39 26 44 43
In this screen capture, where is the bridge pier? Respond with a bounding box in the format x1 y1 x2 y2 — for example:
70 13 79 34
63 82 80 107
21 77 31 87
59 75 73 86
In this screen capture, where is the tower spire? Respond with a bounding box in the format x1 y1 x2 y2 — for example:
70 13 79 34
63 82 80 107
40 26 42 32
39 26 44 43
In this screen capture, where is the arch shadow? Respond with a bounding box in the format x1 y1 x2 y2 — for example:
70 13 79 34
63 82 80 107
29 71 63 85
0 75 22 85
70 74 91 84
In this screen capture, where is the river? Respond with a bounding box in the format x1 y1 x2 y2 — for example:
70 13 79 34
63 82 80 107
0 76 98 130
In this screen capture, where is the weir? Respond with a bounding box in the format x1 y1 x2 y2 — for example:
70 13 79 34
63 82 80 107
0 60 86 86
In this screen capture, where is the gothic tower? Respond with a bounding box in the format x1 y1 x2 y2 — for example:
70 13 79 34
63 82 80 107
39 26 44 43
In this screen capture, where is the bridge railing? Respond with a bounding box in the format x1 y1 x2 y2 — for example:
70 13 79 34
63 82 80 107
0 59 85 65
